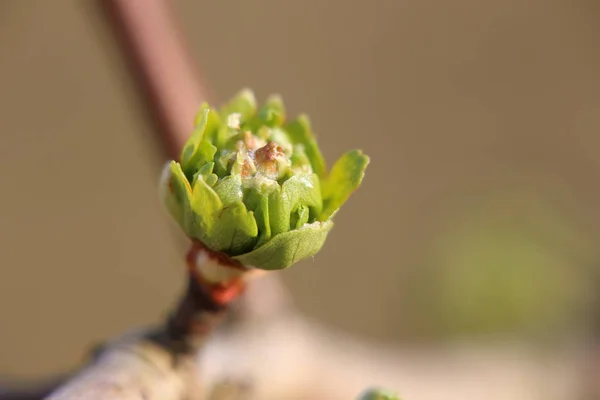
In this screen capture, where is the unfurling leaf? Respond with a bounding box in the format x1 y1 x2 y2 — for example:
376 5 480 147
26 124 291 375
162 89 368 270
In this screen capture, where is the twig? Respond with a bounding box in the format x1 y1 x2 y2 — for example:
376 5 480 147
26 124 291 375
46 245 253 400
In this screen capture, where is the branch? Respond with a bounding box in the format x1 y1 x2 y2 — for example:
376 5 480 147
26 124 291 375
45 244 251 400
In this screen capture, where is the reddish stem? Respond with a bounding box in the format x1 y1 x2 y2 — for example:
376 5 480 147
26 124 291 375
185 242 248 306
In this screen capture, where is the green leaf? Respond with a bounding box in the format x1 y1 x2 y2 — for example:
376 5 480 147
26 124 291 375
214 89 257 150
168 161 194 237
253 195 271 247
285 114 326 177
197 140 218 166
208 201 258 255
181 107 219 180
162 163 184 229
220 88 257 122
268 187 287 237
257 94 286 127
181 108 209 176
215 124 238 155
245 183 288 244
233 220 333 270
321 150 369 220
188 172 223 241
213 148 233 177
294 205 309 229
290 144 312 172
243 187 277 248
193 162 218 187
213 175 243 207
193 103 220 132
256 125 271 142
282 174 322 220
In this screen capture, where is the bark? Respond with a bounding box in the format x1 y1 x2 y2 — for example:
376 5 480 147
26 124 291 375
44 245 246 400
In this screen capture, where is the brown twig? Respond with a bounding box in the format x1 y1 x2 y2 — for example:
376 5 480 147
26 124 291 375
45 247 252 400
149 244 249 355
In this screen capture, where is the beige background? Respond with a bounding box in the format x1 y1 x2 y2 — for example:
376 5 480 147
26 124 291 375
2 0 600 378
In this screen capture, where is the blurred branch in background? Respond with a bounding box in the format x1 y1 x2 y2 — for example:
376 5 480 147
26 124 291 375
103 0 206 156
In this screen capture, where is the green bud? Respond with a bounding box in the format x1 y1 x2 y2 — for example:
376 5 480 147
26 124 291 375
162 89 369 270
357 388 401 400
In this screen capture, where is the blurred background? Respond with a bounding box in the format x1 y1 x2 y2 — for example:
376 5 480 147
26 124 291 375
1 1 600 399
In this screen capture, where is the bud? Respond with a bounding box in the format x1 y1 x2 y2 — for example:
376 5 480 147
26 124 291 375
254 141 289 180
357 388 401 400
162 89 369 270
